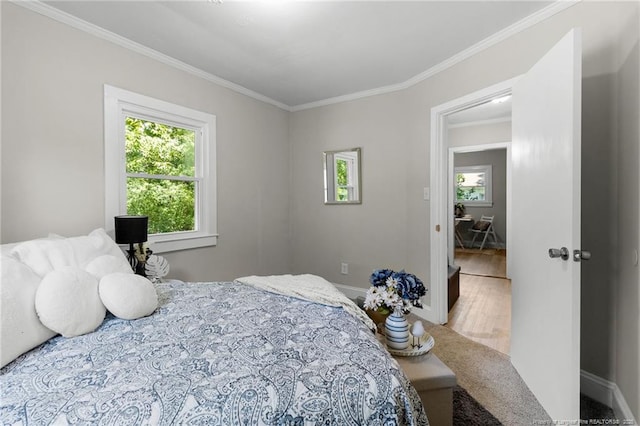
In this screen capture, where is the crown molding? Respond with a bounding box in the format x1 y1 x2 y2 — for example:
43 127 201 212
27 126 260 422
291 0 580 111
289 82 409 112
10 0 292 112
402 0 580 89
12 0 580 112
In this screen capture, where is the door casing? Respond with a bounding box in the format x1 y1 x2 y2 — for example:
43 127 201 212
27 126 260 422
428 77 518 325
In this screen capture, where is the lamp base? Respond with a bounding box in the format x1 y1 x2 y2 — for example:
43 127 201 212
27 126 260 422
135 261 147 277
125 243 148 277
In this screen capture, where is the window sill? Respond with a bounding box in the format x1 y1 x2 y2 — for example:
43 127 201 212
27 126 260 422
149 234 218 254
458 201 493 207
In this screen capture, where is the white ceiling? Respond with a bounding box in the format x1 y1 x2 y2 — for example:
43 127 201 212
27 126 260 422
41 1 553 111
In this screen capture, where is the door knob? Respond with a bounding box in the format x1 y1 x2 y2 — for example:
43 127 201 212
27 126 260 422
573 250 591 262
549 247 569 260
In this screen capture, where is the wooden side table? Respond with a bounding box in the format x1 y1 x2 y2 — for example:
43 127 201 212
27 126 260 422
448 265 461 312
394 353 457 426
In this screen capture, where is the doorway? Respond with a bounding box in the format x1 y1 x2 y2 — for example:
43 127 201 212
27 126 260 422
445 104 512 354
427 77 516 326
450 146 509 278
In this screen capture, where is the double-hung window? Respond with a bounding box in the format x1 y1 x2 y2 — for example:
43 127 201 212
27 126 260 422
454 164 492 207
104 85 217 253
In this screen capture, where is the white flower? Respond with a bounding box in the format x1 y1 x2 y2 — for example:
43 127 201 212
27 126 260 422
364 287 383 310
382 291 395 306
385 277 399 290
365 277 412 313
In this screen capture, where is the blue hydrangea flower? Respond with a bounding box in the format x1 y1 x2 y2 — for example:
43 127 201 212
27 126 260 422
399 272 426 308
370 269 394 287
368 268 427 312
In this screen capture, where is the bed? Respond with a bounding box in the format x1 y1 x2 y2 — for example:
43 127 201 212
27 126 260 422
0 230 428 425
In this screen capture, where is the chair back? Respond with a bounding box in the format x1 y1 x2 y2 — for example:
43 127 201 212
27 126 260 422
469 215 497 250
479 215 494 223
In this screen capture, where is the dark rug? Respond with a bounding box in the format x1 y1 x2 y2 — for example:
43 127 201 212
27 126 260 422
453 385 502 425
452 386 618 425
580 393 616 421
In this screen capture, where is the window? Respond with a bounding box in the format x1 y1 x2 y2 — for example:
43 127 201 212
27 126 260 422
334 151 359 202
455 165 492 206
105 85 217 253
323 148 361 204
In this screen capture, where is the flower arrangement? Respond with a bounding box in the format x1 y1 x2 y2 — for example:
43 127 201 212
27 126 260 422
364 269 427 315
133 242 153 277
134 242 153 263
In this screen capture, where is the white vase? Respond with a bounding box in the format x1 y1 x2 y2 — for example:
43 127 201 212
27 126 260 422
385 307 410 350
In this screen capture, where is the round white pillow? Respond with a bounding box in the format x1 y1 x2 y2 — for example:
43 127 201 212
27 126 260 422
85 255 133 280
99 273 158 320
35 267 106 338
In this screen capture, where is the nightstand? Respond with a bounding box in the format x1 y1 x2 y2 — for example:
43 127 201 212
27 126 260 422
394 353 456 426
448 265 460 311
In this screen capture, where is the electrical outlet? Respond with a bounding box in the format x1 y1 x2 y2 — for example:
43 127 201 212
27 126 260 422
341 263 349 275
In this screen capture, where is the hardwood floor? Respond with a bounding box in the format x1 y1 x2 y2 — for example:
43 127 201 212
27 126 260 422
447 248 511 355
453 247 507 278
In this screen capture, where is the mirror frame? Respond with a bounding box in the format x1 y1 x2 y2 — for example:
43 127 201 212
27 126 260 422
323 148 362 205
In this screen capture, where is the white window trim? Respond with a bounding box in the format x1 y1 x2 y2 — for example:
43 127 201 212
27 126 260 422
454 164 493 207
104 85 217 253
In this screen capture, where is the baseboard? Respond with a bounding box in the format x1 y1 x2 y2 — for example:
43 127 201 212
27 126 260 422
581 370 637 424
611 386 638 425
333 282 367 300
581 370 614 407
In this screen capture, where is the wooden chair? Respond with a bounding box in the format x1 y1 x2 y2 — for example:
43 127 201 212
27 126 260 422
469 215 498 250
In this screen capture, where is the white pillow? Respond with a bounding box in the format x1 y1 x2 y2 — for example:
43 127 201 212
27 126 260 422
99 273 158 320
11 228 128 277
0 256 56 368
82 228 128 262
86 255 133 280
10 238 75 277
35 267 106 337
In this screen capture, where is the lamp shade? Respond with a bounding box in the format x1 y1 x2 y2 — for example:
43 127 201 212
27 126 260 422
114 215 148 244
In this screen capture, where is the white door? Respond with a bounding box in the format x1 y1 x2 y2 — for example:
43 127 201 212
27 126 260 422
510 29 582 420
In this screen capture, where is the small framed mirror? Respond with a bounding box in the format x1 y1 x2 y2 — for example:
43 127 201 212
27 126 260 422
324 148 361 204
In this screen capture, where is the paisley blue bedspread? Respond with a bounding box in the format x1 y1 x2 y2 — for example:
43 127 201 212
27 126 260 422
0 280 428 425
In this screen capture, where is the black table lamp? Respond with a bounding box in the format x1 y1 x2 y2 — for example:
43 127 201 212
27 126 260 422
114 215 148 275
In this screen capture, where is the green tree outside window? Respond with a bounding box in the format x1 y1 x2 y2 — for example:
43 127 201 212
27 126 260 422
335 158 349 201
125 117 197 234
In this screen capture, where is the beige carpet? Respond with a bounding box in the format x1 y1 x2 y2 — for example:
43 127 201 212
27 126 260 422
414 316 552 425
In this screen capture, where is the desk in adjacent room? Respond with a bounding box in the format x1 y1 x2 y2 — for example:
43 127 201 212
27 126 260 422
454 215 474 248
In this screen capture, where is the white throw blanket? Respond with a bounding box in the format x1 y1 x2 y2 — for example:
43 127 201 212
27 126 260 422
235 274 376 332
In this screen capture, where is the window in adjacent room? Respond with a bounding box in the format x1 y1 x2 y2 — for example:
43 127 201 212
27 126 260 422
455 165 492 207
104 85 217 253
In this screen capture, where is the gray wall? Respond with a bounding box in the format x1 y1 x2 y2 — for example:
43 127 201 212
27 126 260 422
614 21 639 416
454 149 507 248
1 3 291 282
289 1 639 419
